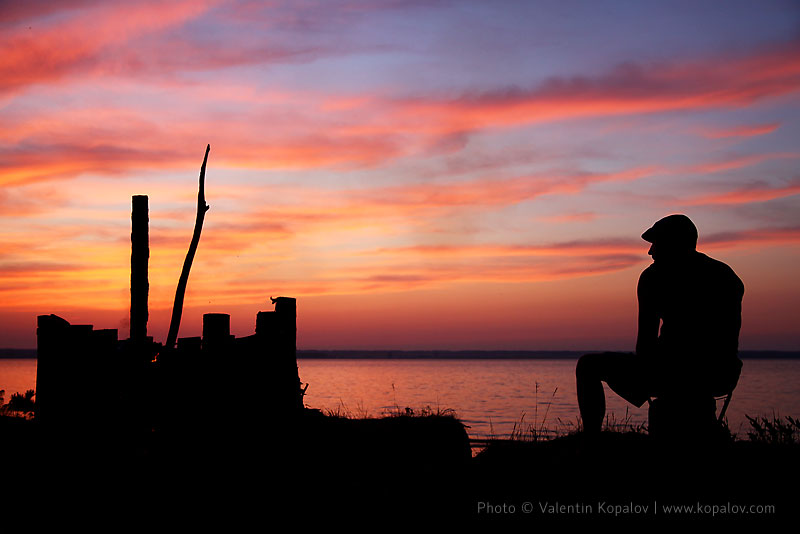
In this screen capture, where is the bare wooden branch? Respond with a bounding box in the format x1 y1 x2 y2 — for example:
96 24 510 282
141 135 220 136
165 144 210 350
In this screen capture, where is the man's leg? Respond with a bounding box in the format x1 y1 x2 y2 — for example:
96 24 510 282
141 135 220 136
575 352 646 434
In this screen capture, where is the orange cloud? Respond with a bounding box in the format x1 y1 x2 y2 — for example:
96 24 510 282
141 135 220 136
348 256 644 292
0 187 66 217
701 226 800 249
185 165 661 240
685 178 800 206
0 136 403 187
0 143 187 186
348 227 800 292
369 240 642 259
215 250 646 297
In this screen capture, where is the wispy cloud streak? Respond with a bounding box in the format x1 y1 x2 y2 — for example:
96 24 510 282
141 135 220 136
685 178 800 206
698 122 781 139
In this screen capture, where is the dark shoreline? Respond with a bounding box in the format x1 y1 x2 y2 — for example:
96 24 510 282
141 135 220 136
296 349 800 360
2 348 799 359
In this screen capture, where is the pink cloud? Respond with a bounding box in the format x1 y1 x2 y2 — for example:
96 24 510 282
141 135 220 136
698 122 781 139
537 212 599 223
346 166 659 210
380 39 800 136
685 178 800 206
682 152 800 175
2 30 799 185
0 0 98 24
0 0 220 93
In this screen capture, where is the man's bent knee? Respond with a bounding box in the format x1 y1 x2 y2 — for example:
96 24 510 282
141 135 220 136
576 352 602 379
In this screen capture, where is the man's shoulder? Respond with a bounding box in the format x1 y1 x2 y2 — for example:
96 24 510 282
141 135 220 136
696 252 737 275
695 252 744 290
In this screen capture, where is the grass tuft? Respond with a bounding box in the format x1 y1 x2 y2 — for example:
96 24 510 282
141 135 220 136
745 414 800 446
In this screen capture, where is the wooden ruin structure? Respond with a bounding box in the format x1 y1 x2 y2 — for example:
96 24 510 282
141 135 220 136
34 147 305 445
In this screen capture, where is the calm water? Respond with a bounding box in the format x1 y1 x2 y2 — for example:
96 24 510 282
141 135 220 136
2 358 798 439
297 358 800 439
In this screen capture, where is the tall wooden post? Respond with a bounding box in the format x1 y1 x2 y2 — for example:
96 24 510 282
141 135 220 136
130 195 149 342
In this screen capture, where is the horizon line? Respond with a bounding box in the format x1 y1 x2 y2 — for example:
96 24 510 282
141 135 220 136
1 348 799 359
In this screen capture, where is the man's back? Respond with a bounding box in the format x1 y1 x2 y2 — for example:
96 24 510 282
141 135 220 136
638 251 744 395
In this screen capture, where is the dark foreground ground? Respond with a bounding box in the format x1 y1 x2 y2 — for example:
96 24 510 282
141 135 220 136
2 411 797 525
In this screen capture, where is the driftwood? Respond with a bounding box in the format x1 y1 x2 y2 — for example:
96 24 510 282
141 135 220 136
165 145 210 350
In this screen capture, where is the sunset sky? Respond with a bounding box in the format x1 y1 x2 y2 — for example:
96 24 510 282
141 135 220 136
1 0 799 351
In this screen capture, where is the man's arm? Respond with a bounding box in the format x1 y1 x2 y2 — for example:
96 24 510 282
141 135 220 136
722 268 745 356
636 268 660 357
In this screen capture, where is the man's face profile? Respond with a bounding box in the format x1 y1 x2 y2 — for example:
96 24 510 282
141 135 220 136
647 240 693 265
648 242 659 262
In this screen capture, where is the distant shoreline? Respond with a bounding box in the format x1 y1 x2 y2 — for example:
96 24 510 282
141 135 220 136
296 349 800 360
2 348 799 360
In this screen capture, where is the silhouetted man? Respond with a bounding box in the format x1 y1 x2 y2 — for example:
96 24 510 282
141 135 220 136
575 214 744 434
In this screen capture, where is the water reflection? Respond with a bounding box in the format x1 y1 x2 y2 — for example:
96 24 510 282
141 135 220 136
298 358 800 439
